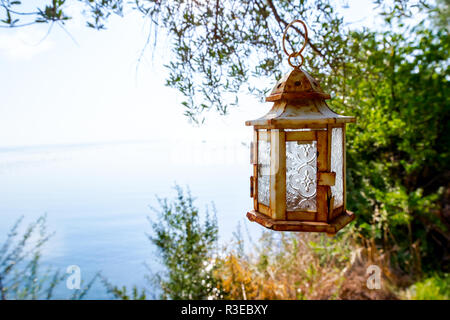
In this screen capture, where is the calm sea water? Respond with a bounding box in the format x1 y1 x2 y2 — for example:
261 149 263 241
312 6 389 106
0 140 262 299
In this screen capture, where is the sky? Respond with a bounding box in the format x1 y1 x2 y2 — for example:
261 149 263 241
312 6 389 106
0 0 382 149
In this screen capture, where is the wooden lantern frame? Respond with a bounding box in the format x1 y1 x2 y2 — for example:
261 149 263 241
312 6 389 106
246 68 356 235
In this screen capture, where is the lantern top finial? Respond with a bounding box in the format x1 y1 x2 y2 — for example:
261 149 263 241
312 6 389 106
266 68 330 102
267 20 330 102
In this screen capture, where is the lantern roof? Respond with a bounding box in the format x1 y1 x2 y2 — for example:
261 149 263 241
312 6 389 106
266 68 330 102
245 68 356 128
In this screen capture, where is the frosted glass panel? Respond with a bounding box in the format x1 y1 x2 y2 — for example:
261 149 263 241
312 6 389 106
286 141 317 211
257 139 270 206
331 127 344 208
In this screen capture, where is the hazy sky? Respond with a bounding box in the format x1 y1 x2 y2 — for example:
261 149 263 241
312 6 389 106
0 0 380 148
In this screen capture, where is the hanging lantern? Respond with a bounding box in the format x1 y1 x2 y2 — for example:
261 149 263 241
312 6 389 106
246 20 356 235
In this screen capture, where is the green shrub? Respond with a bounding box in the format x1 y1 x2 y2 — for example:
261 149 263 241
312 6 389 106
407 274 450 300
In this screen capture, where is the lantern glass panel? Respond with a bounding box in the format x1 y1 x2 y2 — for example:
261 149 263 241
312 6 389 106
286 140 317 211
331 127 344 208
257 137 271 206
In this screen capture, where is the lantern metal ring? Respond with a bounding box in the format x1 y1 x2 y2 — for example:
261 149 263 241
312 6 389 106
282 19 308 69
288 52 305 70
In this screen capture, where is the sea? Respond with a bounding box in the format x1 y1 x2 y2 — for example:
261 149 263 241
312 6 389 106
0 139 263 299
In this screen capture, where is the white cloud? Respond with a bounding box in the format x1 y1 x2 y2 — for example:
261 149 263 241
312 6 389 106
0 28 54 60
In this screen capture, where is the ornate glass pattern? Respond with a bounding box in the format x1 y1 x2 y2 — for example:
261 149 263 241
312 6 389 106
286 141 317 211
331 127 344 208
257 138 271 206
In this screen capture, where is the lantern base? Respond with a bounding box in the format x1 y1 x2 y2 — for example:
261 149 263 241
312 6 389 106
246 210 355 235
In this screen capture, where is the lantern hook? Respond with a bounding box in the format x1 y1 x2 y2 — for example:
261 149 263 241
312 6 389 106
282 19 308 69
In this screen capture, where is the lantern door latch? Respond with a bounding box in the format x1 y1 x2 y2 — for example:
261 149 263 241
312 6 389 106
318 171 336 186
250 176 254 198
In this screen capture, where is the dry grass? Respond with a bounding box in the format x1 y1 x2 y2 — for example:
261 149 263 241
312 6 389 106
215 229 404 300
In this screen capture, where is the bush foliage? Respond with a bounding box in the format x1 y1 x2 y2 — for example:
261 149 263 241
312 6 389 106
148 185 220 299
